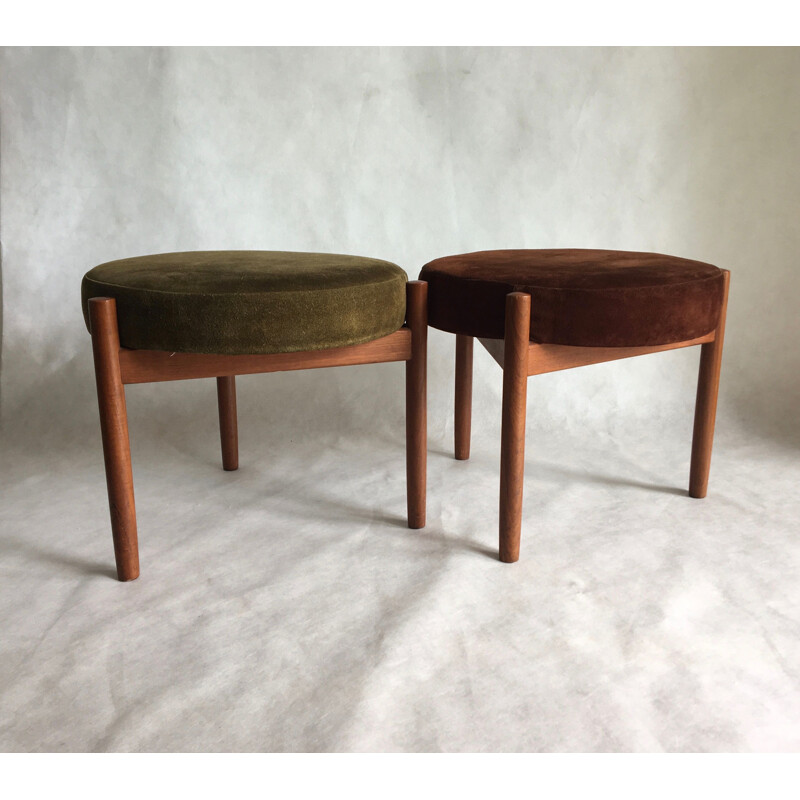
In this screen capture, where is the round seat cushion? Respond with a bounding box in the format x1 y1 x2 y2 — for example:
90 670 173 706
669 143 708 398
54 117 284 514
419 249 725 347
82 251 408 354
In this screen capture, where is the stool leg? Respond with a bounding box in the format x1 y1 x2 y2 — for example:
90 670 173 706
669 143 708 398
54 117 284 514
89 297 140 582
455 334 473 460
689 270 730 498
406 280 427 529
499 292 531 563
216 376 239 471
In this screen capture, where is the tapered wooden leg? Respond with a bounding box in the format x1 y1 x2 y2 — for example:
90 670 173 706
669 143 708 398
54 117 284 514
689 270 730 498
216 376 239 471
89 297 139 582
455 335 474 460
499 292 531 563
406 280 427 529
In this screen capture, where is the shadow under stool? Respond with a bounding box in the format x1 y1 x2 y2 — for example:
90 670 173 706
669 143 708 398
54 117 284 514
82 250 427 581
419 248 729 563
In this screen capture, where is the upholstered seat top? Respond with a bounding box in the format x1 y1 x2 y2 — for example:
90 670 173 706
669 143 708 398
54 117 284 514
419 249 725 347
82 251 408 354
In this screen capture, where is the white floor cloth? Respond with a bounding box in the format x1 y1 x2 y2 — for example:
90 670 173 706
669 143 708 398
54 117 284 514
2 387 798 752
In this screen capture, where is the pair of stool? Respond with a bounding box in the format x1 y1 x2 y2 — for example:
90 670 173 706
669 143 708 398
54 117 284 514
82 249 729 581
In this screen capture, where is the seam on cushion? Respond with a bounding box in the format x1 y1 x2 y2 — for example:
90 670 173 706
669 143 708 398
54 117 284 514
82 272 407 298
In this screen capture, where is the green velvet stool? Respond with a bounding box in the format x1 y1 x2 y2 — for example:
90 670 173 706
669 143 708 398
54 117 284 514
82 251 428 581
419 249 729 563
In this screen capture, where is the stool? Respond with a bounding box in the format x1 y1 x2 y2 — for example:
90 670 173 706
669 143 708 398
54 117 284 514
82 251 428 581
419 249 729 563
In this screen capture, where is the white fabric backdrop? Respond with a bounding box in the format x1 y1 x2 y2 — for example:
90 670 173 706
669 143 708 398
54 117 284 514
1 47 799 752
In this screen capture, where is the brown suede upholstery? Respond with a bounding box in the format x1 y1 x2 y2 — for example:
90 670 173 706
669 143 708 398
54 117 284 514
419 249 725 347
82 251 408 355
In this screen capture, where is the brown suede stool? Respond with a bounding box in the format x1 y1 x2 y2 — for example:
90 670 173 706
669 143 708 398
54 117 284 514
419 249 729 562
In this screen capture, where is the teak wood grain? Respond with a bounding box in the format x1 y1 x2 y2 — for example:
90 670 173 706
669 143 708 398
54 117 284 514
454 334 474 461
405 281 428 529
478 332 716 375
216 376 238 471
498 292 530 564
89 298 140 582
689 269 730 498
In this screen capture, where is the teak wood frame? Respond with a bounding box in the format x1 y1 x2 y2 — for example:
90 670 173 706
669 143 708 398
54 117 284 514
453 270 730 563
89 280 428 582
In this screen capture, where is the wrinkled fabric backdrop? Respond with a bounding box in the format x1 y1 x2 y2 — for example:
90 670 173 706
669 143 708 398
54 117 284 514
1 47 799 752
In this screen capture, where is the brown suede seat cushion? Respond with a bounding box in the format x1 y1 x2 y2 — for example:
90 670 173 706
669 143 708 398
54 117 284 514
419 249 725 347
82 251 408 354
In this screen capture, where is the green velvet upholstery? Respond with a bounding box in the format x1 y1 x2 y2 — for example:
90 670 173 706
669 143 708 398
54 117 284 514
82 251 408 354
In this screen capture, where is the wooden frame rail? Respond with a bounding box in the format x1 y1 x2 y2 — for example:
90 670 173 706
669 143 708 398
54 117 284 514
477 331 716 375
119 329 413 384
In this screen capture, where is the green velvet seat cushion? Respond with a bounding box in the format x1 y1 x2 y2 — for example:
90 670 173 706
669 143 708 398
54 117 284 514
82 251 408 355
